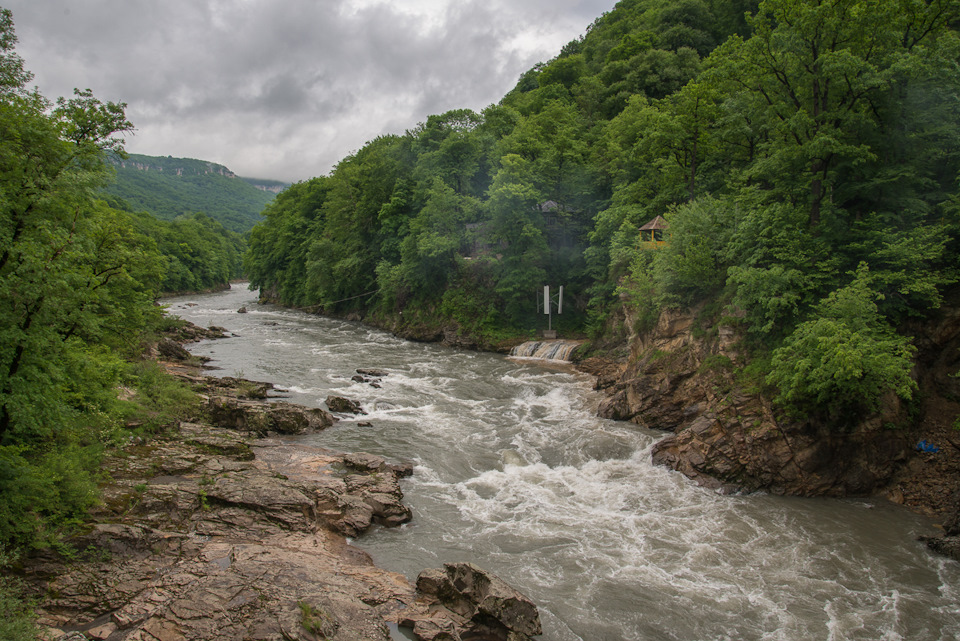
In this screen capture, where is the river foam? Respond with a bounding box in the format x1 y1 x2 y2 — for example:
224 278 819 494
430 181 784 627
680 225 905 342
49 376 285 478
165 285 960 641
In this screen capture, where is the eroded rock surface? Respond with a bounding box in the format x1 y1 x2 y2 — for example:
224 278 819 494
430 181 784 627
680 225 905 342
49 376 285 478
326 395 367 416
591 307 954 501
29 327 541 641
413 563 542 641
31 416 539 641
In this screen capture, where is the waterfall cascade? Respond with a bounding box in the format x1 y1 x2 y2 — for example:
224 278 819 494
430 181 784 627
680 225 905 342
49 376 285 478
509 339 583 361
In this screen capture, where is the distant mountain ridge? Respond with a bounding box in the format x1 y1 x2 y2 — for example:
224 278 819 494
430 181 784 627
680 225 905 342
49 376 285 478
112 154 237 177
104 153 289 233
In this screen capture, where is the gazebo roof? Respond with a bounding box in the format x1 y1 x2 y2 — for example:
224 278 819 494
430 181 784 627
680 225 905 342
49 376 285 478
639 215 669 231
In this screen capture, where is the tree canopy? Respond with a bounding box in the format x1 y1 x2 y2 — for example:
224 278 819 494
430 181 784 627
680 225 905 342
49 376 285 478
103 153 280 233
0 9 233 550
245 0 960 416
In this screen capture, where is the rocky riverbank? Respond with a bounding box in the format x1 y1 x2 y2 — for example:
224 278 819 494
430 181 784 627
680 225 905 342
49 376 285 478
583 303 960 561
26 326 542 641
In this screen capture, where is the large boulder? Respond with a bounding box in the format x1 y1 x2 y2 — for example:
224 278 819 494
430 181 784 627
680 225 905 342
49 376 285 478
326 395 366 415
206 396 336 435
414 562 542 641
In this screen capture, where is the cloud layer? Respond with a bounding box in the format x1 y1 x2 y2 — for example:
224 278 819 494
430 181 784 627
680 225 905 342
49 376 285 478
6 0 613 180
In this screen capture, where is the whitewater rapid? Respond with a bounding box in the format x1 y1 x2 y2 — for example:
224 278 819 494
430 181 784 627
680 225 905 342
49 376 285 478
165 285 960 641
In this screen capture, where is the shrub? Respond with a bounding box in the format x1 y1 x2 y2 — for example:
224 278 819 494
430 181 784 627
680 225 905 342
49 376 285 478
767 266 916 423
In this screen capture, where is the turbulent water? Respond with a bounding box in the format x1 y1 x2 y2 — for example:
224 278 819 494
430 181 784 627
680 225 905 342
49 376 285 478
166 285 960 641
510 340 583 361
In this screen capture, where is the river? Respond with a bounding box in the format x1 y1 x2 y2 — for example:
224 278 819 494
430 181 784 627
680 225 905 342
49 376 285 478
165 284 960 641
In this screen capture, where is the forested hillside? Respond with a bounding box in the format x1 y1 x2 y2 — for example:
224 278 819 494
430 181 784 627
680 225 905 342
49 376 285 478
0 6 243 586
104 153 282 233
245 0 960 421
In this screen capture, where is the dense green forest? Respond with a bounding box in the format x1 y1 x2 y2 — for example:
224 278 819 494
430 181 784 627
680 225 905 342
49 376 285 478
122 206 246 293
104 153 281 233
0 5 233 591
245 0 960 422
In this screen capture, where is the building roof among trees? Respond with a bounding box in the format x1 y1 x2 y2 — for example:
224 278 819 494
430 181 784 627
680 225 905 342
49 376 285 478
639 215 669 231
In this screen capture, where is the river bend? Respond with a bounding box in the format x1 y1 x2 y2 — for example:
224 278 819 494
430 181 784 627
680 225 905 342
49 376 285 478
165 285 960 641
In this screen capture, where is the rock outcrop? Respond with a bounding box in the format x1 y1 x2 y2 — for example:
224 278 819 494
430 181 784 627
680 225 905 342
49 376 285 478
591 305 959 503
30 416 540 641
206 396 336 435
922 493 960 561
27 324 542 641
413 563 542 641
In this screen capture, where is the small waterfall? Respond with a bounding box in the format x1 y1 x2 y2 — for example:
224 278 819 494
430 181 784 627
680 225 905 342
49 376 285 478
509 339 582 361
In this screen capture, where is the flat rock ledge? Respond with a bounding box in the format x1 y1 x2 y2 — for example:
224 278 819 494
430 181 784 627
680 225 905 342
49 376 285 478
28 369 541 640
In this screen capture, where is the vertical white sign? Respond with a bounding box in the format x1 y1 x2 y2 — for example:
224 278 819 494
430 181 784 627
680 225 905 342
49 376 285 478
543 286 550 315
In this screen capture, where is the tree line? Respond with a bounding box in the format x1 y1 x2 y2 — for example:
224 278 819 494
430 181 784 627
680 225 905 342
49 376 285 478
0 5 240 569
104 153 278 233
245 0 960 420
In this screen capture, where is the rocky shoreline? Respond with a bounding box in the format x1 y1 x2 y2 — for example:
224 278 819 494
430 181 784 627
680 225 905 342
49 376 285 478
249 291 960 564
580 306 960 562
27 325 542 641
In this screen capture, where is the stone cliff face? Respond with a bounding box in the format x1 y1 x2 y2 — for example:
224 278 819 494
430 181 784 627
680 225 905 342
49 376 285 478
594 304 960 508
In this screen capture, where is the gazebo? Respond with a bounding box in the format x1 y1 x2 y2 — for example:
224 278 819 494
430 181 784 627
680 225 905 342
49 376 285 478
639 215 669 244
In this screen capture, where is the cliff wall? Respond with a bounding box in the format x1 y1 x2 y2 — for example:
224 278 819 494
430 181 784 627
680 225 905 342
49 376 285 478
593 303 960 515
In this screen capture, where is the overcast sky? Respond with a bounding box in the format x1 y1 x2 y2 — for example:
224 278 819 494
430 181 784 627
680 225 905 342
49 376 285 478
6 0 615 181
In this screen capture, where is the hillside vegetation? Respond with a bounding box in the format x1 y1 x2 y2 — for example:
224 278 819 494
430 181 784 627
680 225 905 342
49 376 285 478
245 0 960 423
104 153 281 233
0 5 247 581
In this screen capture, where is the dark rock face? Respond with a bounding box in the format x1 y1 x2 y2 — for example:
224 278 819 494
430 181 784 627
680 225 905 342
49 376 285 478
921 493 960 561
413 563 542 641
157 337 193 362
649 413 910 496
326 395 366 415
593 308 916 497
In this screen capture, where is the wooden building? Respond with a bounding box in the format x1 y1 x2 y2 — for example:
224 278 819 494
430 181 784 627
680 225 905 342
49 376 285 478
639 215 669 246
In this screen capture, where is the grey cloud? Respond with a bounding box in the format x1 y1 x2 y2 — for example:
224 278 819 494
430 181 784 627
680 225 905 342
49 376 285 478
4 0 614 180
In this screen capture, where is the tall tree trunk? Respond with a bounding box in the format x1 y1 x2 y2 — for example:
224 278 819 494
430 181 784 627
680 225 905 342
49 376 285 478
810 161 823 227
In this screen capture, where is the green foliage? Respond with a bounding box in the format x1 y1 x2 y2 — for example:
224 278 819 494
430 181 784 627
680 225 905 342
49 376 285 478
118 361 200 431
651 196 734 305
104 153 279 233
699 354 734 373
299 600 336 637
0 11 201 550
130 211 245 293
615 250 660 334
241 0 960 428
767 267 917 422
0 549 37 641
